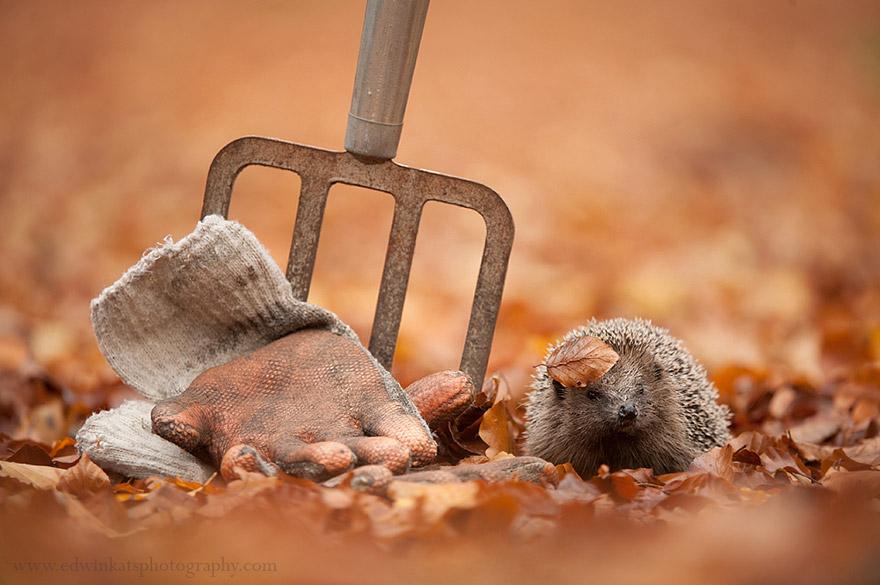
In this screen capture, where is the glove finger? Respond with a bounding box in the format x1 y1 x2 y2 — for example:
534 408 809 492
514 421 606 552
398 457 559 486
338 436 411 474
363 406 437 468
151 398 208 453
272 438 356 481
220 443 279 481
404 370 474 430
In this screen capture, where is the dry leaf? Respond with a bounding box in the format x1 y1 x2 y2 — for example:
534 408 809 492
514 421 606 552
545 336 620 388
57 453 111 497
821 469 880 496
198 472 279 518
788 414 841 444
689 445 736 482
0 460 63 489
6 443 54 466
478 402 516 457
388 481 479 523
50 436 76 457
798 436 880 466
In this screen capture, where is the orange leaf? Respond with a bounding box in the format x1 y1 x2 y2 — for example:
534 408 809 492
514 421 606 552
545 336 620 388
478 402 516 457
0 460 63 490
49 436 76 458
170 477 207 492
57 453 110 497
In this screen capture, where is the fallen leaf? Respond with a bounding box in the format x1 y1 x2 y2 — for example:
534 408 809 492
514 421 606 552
552 473 604 505
545 335 620 388
0 460 63 489
689 445 735 482
788 414 841 444
798 436 880 466
819 448 876 477
607 473 641 502
478 402 516 457
388 481 479 523
822 469 880 496
837 436 880 465
197 472 278 518
6 443 53 466
50 436 76 457
57 453 110 497
170 476 209 492
60 496 137 538
732 446 762 466
759 446 809 478
586 465 641 502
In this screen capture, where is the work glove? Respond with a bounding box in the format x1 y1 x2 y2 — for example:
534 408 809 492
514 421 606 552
152 333 474 481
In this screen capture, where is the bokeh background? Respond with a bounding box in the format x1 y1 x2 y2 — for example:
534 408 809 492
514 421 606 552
2 1 880 583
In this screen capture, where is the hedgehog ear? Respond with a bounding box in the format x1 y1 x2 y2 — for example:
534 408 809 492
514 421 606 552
551 379 565 399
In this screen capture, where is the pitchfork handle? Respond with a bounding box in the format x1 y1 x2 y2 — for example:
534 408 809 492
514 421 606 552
345 0 430 161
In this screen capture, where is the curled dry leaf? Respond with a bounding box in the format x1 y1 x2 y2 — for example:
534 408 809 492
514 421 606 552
57 453 111 497
478 402 516 458
545 335 620 388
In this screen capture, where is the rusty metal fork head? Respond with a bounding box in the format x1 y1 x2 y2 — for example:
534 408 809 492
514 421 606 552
200 136 514 388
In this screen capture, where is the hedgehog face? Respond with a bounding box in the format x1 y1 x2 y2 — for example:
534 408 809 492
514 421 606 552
551 348 672 438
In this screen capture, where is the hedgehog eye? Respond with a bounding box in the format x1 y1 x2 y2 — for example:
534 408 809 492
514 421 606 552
586 390 600 400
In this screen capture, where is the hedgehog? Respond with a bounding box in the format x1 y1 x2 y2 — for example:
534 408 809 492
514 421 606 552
524 318 731 477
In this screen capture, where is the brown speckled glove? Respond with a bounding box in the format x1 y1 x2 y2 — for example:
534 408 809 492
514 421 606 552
151 329 475 481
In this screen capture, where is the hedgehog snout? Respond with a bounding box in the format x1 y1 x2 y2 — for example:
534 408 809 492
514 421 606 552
617 402 639 422
617 403 638 425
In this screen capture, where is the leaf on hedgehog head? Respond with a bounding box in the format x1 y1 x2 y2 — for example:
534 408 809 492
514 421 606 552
545 336 620 388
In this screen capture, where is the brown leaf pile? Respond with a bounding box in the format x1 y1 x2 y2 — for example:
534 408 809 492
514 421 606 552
2 425 879 584
3 353 880 584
